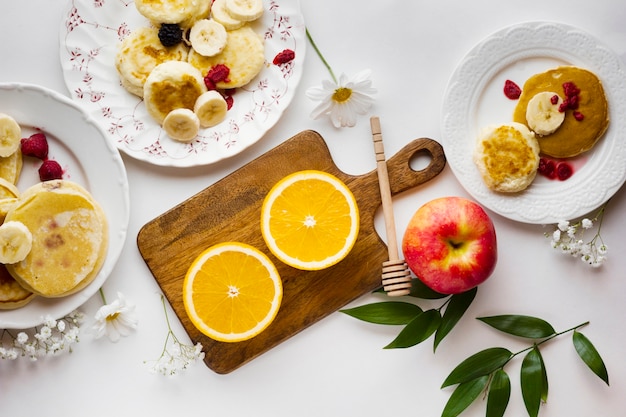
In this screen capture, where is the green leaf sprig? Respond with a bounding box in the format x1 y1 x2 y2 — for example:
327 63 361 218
441 315 609 417
341 279 476 351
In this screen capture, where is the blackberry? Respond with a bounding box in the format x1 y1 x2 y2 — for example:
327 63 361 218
158 23 183 47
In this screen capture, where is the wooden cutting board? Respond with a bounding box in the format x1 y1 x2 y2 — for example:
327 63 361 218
137 130 446 374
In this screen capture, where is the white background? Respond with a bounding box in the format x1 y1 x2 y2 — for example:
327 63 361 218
1 0 625 416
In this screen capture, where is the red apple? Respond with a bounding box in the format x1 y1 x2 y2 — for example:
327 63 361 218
401 196 497 294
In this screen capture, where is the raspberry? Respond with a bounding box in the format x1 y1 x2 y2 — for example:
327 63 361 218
573 111 585 121
20 132 49 160
556 162 574 181
537 158 557 179
204 64 230 90
38 159 63 181
503 79 522 100
273 49 295 65
158 24 183 47
550 94 559 105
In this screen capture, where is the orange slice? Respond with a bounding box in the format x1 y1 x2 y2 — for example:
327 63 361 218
183 242 282 343
260 170 360 270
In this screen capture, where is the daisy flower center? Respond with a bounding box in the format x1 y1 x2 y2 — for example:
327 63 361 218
332 87 352 103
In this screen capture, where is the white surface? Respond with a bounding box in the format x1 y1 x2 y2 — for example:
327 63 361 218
441 21 626 224
1 1 626 416
60 0 305 167
0 83 129 329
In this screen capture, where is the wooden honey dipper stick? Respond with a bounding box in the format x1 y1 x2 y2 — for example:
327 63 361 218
370 116 412 297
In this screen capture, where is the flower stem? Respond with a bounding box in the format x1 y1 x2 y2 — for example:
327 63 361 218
306 28 337 83
99 287 107 304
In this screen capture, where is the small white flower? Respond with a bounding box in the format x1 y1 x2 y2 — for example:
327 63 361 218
557 220 570 231
582 218 593 229
306 69 376 128
92 292 138 343
16 332 28 345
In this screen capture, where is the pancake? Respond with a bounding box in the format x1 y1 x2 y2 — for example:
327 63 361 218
116 26 189 98
0 263 35 310
5 180 108 298
473 122 540 193
513 66 609 158
143 60 207 124
187 24 265 89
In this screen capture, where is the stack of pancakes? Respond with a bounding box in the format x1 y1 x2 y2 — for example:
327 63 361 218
0 178 108 309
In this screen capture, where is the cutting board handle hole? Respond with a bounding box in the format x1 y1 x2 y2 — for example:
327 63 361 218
409 149 434 172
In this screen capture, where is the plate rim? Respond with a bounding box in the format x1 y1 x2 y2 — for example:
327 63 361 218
0 81 130 329
440 20 626 224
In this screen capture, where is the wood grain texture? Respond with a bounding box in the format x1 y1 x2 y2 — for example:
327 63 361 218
137 130 446 374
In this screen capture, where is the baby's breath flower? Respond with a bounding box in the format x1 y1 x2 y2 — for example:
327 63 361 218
145 294 205 376
545 203 608 267
0 311 83 360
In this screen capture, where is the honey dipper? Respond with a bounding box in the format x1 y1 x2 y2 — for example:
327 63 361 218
370 116 412 296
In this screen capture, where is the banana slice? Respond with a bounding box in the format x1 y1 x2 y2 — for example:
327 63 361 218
526 92 565 136
194 90 228 127
0 221 32 264
189 19 228 57
224 0 264 21
211 0 245 30
0 114 21 158
163 108 201 142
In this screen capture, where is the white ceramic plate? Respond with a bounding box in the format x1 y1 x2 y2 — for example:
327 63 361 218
441 21 626 224
0 83 129 329
59 0 305 168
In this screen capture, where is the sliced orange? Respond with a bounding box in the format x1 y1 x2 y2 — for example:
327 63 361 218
260 170 359 270
183 242 282 343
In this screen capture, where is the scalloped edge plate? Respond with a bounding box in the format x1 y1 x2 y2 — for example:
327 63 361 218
441 21 626 224
0 83 129 329
59 0 305 167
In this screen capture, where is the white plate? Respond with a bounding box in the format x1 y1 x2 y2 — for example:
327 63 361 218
0 83 129 329
59 0 305 168
441 21 626 224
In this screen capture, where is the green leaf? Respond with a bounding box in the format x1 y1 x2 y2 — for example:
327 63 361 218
477 315 556 339
520 346 545 417
434 287 477 352
384 309 441 349
409 278 448 299
486 369 510 417
573 330 609 385
340 301 422 325
441 347 512 388
441 375 489 417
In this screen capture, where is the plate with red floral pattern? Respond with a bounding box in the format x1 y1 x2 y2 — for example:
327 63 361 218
59 0 305 167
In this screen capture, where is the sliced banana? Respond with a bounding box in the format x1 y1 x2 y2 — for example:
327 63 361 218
163 108 201 142
189 19 228 57
135 0 201 24
224 0 264 21
0 114 21 158
194 91 228 127
0 221 32 264
526 92 565 136
211 0 245 30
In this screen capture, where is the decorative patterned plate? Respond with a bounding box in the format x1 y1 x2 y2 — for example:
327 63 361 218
59 0 305 167
441 21 626 224
0 83 129 329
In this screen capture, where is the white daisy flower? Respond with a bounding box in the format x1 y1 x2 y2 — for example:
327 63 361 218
306 69 376 128
92 292 138 343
